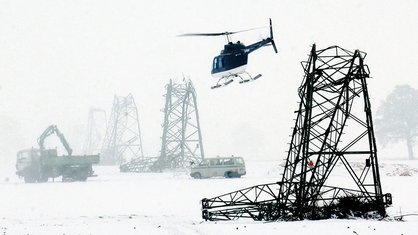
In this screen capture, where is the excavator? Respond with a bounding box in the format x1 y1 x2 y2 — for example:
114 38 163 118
16 125 100 183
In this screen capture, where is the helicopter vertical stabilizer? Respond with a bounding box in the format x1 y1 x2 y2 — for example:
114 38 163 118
269 18 278 53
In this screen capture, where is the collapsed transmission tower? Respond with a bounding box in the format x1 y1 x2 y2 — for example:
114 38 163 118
119 78 205 172
82 108 107 155
100 94 144 165
156 78 204 169
201 44 392 221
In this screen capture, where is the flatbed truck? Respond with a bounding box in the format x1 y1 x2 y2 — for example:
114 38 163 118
15 125 100 183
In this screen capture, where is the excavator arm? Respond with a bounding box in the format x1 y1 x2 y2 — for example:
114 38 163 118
37 125 73 156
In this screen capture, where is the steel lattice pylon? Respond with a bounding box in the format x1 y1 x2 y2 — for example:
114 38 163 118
201 44 392 221
100 94 144 165
82 108 107 155
119 78 205 172
155 79 204 169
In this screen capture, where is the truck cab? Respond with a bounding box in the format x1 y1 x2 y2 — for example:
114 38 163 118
16 148 45 183
16 149 39 171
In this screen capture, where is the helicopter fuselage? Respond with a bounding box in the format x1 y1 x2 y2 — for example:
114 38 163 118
211 38 275 79
211 43 248 78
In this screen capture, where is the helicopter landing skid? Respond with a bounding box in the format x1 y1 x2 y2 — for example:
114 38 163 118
239 73 262 84
211 73 262 89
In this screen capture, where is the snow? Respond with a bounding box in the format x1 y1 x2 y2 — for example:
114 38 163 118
1 160 418 234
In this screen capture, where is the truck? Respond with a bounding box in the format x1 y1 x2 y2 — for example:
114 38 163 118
16 125 100 183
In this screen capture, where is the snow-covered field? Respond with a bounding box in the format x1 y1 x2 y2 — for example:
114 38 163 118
1 159 418 235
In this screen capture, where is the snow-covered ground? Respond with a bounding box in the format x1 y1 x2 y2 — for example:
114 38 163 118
1 159 418 235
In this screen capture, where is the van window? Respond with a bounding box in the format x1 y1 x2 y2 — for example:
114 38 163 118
223 158 234 165
236 158 244 164
210 159 222 166
199 159 209 166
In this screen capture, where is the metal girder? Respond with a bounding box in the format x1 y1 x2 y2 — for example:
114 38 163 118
202 181 392 221
82 108 107 155
156 79 204 169
201 44 391 221
100 94 144 165
119 78 205 172
119 157 158 173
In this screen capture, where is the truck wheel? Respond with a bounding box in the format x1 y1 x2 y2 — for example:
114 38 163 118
37 176 48 183
76 168 89 181
37 170 48 183
78 175 88 181
24 175 36 183
225 172 239 178
192 172 201 179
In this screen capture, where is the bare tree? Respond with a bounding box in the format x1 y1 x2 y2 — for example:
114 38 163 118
375 84 418 159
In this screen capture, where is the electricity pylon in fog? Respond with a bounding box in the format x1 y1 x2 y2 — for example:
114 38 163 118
100 94 144 165
82 108 107 155
156 78 204 169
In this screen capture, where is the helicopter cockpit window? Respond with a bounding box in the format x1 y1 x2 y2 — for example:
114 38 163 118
213 57 223 70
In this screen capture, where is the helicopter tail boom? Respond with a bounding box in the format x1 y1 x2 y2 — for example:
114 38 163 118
244 19 277 54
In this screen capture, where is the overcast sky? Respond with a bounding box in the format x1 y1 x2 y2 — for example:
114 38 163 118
0 0 417 167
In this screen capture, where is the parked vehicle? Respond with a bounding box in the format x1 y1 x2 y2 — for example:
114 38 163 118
16 125 100 183
190 156 246 179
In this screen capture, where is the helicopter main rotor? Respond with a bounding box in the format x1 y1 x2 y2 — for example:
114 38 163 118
178 27 265 43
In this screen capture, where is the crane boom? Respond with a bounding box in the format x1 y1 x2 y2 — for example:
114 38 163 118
37 125 73 156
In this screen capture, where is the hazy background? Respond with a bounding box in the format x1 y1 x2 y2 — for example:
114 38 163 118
0 0 417 170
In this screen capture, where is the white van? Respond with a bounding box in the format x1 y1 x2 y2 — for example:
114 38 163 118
190 156 246 179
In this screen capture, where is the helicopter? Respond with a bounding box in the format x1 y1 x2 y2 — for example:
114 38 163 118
179 19 278 89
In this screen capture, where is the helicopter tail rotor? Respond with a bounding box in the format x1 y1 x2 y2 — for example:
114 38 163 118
269 18 278 53
271 38 278 53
